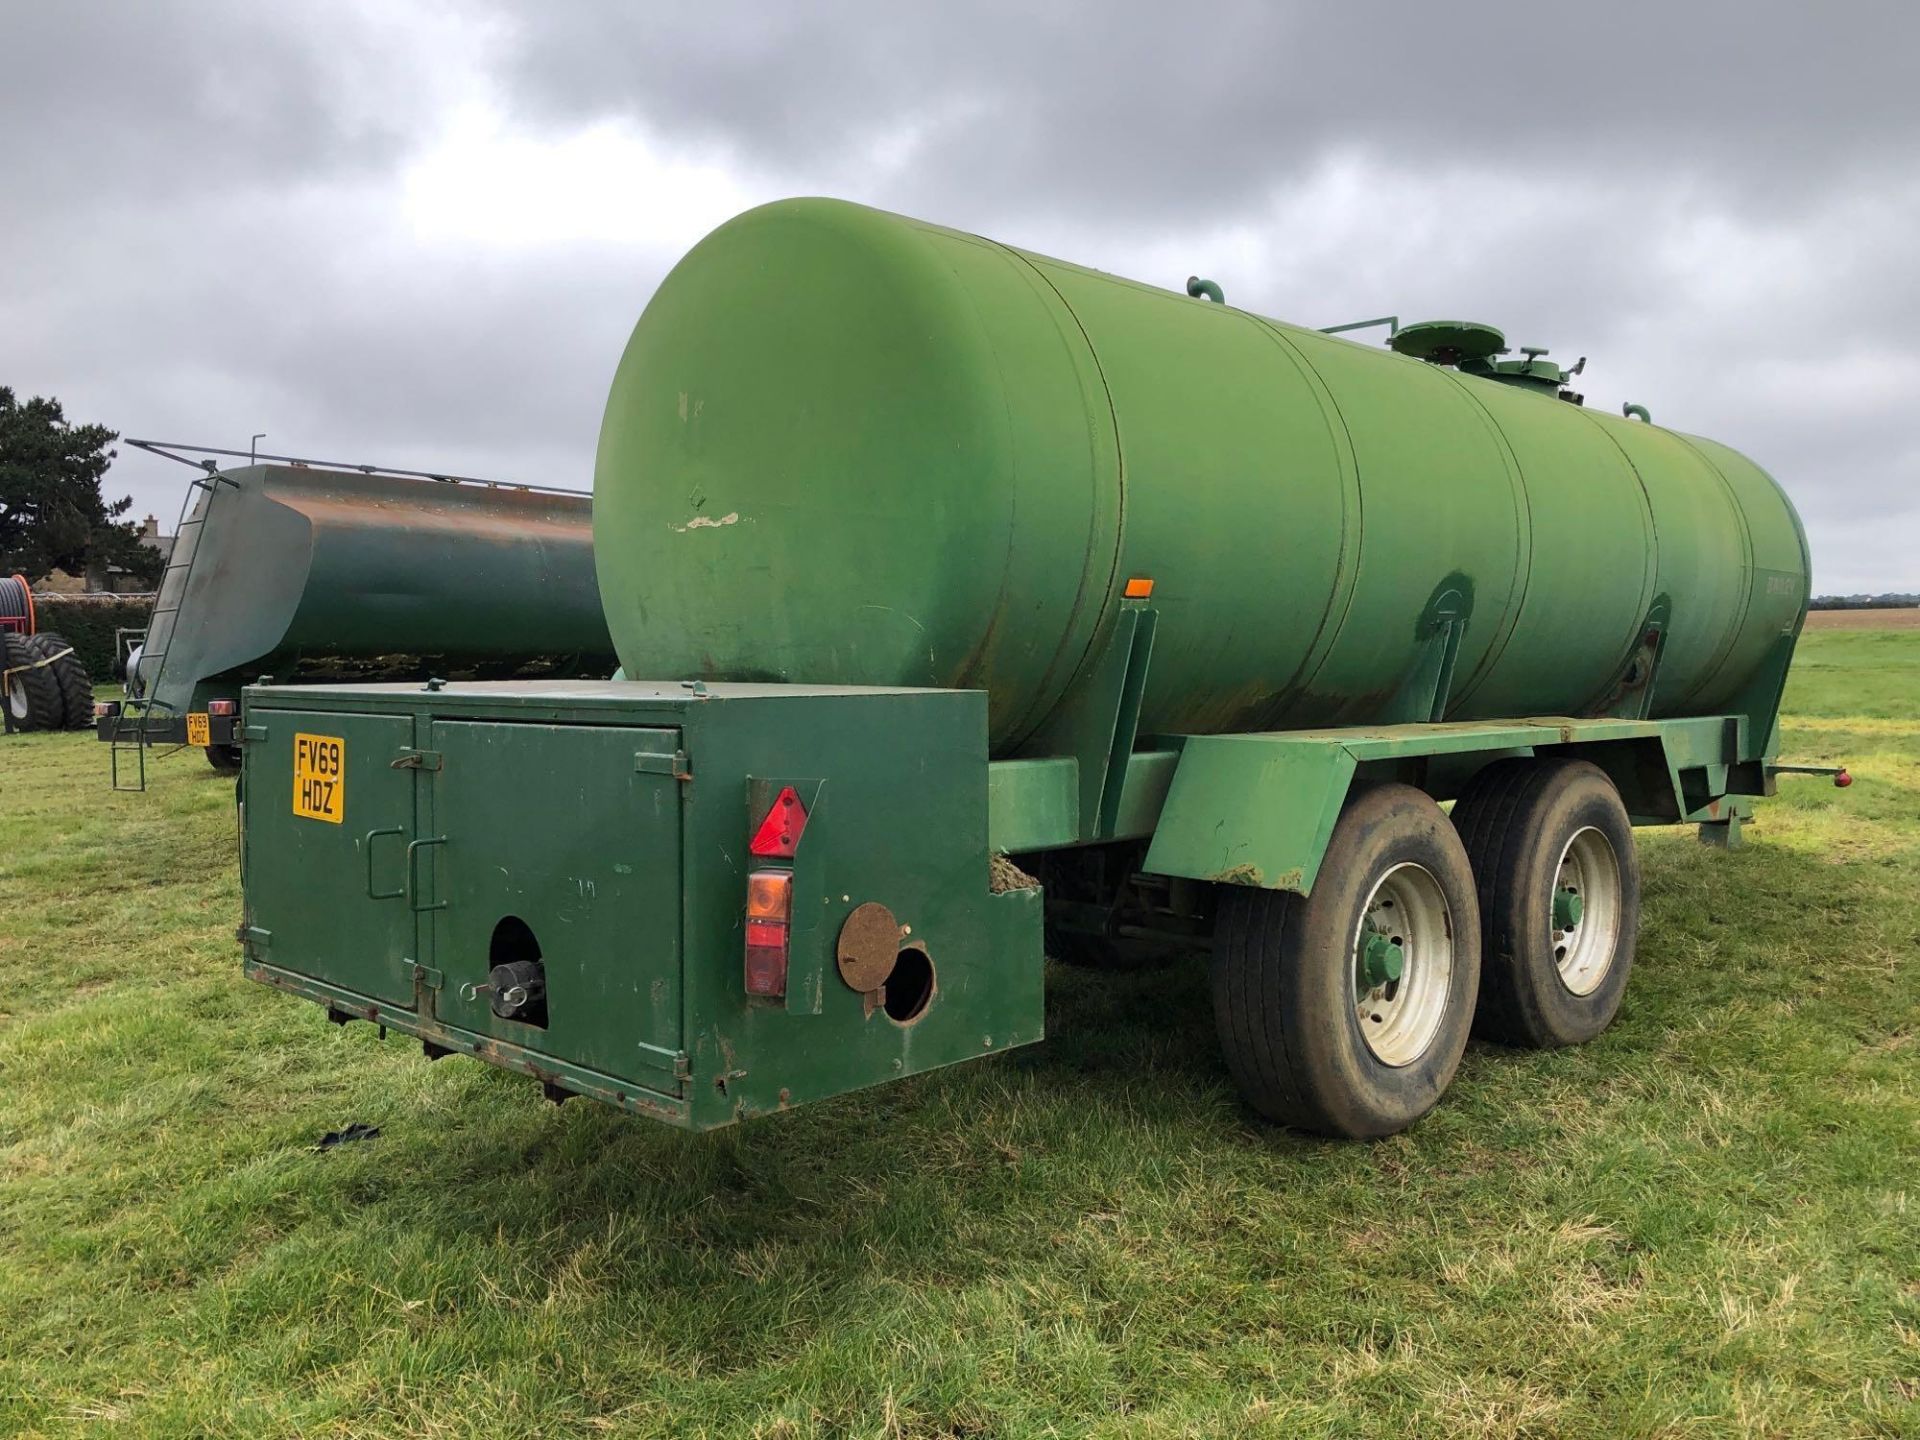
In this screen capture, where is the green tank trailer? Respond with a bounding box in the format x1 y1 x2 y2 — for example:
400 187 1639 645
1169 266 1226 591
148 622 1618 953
95 456 614 783
239 199 1841 1137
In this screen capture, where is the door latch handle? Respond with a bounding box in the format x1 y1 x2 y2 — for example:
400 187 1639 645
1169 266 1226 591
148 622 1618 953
363 826 406 899
406 836 448 912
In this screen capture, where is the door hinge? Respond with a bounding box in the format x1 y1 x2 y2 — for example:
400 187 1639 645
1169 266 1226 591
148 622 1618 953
409 961 444 990
635 748 691 780
243 724 270 743
391 748 443 771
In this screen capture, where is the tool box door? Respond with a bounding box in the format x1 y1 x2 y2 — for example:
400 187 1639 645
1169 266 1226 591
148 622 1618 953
424 721 685 1087
243 708 421 1007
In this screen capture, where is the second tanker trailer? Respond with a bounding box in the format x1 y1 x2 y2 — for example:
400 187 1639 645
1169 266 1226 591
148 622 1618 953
237 198 1824 1138
96 453 614 783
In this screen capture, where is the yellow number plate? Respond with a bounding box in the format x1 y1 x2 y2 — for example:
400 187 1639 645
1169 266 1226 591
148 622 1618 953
186 712 211 747
292 732 346 824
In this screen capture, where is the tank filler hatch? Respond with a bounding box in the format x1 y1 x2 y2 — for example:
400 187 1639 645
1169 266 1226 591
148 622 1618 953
1388 319 1507 367
1390 319 1588 405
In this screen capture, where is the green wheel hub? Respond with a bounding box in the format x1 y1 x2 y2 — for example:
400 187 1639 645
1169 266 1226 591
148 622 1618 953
1360 931 1405 990
1553 887 1585 930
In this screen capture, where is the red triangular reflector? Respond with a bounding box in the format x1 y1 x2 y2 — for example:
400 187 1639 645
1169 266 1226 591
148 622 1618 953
749 786 808 857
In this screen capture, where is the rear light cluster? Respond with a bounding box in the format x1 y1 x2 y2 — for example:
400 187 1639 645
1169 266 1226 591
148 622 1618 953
743 870 792 996
94 700 121 719
207 699 238 717
743 786 810 998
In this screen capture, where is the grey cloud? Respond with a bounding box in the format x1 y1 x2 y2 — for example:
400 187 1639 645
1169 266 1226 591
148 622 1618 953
1 1 1915 593
0 2 446 215
500 2 1920 225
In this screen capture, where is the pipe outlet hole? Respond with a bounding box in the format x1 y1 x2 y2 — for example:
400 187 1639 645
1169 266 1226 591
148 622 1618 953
488 916 548 1028
882 945 935 1025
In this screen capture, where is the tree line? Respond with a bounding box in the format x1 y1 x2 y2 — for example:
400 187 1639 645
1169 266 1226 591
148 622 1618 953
1809 594 1920 610
0 387 164 588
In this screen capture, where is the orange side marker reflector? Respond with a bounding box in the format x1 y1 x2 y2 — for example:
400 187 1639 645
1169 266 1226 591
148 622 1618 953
1124 577 1154 599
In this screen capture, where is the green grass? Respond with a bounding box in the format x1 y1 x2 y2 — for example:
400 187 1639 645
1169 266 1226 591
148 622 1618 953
2 641 1916 1438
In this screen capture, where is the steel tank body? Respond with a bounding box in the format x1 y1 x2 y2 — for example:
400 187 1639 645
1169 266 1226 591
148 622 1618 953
138 464 613 712
594 199 1808 753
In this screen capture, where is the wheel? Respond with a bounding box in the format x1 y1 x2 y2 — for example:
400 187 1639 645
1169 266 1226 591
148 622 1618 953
25 632 93 729
1 630 64 731
205 744 243 772
1450 758 1639 1048
1211 782 1481 1138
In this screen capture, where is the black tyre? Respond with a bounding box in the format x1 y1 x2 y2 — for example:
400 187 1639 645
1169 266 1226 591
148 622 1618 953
2 630 64 731
1211 783 1482 1138
1451 758 1639 1048
205 744 243 772
26 631 93 729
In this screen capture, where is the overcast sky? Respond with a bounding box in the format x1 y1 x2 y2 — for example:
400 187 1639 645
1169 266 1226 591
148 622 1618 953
4 1 1915 592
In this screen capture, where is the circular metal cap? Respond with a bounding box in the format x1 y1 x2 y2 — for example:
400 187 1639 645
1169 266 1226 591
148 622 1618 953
1389 320 1507 366
837 902 902 993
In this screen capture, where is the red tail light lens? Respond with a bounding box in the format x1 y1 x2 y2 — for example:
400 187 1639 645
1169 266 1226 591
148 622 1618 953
744 869 792 997
94 700 121 719
207 699 238 717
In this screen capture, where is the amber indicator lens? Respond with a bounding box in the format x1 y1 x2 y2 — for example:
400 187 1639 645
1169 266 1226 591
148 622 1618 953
747 870 791 920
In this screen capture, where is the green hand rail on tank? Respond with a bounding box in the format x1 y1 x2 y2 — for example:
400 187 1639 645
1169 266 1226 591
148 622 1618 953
1319 315 1401 338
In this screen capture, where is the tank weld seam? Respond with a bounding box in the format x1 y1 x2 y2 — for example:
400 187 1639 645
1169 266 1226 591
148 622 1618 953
990 241 1129 748
1666 432 1762 705
1240 317 1367 716
1734 438 1814 617
1562 406 1663 714
1638 432 1749 713
1420 367 1533 716
934 248 1033 706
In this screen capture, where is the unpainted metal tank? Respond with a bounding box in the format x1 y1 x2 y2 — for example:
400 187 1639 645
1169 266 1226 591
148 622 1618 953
593 199 1808 753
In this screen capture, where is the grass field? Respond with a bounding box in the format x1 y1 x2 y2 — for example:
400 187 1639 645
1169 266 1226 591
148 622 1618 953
1 633 1915 1438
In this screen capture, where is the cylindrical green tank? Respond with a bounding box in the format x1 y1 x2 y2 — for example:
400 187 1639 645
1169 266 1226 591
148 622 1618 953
594 198 1808 752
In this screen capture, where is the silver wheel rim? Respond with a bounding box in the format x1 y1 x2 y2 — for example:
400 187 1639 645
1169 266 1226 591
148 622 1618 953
1553 826 1622 996
4 675 26 721
1353 861 1454 1067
